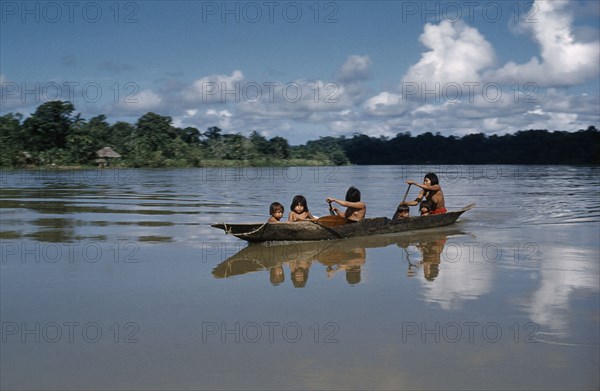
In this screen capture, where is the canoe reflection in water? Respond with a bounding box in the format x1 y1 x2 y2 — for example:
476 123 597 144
212 229 464 287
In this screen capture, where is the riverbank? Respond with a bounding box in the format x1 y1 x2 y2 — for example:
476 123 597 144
0 158 341 170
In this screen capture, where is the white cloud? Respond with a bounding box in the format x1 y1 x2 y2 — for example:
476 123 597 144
136 89 163 110
356 1 599 139
402 20 496 86
363 92 410 117
237 79 353 120
205 109 233 129
183 70 244 103
117 89 163 112
336 55 371 83
488 0 600 87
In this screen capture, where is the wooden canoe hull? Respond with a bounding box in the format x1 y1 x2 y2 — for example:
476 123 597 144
211 204 474 242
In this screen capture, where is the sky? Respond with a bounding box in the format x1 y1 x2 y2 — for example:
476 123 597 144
1 0 599 144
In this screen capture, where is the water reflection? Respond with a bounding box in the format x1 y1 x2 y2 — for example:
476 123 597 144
319 246 366 285
1 167 598 389
212 230 464 287
400 237 447 281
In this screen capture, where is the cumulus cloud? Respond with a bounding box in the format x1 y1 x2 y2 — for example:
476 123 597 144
183 70 244 103
359 0 598 138
363 92 410 117
205 108 233 129
336 55 371 83
488 0 600 87
332 55 373 104
4 4 598 145
402 20 496 86
237 79 352 121
122 89 163 112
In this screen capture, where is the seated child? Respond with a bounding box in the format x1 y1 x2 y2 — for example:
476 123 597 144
288 195 316 221
268 202 284 223
326 186 366 222
392 203 410 220
420 200 431 216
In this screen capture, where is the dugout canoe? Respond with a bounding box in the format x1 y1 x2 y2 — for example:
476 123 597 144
211 203 474 243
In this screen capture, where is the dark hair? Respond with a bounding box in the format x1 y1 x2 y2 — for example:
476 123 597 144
424 173 439 186
269 266 284 285
424 264 439 281
420 200 431 212
291 267 309 288
392 203 410 220
396 204 409 213
290 195 309 212
269 202 284 215
345 266 361 285
345 186 361 202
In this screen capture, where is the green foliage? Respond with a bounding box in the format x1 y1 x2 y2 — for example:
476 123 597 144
22 101 75 151
0 113 23 166
1 101 598 167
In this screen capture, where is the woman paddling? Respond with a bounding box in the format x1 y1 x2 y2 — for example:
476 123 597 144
405 173 447 214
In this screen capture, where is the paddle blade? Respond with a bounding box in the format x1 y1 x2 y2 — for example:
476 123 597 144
316 215 348 228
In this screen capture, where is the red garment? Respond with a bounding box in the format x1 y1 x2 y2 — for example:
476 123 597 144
430 208 447 215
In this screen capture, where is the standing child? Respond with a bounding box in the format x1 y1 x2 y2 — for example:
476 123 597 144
288 195 316 221
268 202 284 223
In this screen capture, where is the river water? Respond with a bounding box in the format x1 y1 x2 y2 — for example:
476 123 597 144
1 165 598 390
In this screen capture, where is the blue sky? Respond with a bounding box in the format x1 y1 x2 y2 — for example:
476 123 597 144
2 0 599 144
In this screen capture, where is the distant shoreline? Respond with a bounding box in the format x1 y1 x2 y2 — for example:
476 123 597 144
2 161 599 171
2 102 598 168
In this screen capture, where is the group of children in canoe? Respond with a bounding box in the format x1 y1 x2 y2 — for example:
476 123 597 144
267 172 447 223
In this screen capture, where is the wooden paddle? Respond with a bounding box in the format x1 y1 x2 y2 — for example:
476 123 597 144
401 183 412 204
315 215 348 228
327 200 336 216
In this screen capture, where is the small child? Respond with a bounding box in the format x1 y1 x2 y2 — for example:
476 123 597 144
268 202 284 223
420 200 431 216
326 186 366 222
288 195 316 221
392 203 410 220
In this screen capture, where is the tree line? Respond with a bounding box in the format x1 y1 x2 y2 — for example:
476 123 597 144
0 101 598 167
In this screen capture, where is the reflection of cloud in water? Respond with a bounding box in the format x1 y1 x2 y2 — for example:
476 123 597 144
526 246 599 334
409 240 494 310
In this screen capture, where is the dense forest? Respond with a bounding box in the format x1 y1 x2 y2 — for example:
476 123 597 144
1 101 598 167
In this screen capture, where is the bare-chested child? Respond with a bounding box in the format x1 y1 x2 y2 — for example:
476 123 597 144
288 195 316 222
268 202 284 223
326 186 366 222
406 173 447 214
419 200 431 216
392 203 410 220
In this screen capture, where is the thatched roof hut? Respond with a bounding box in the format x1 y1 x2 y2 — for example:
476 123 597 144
96 147 121 158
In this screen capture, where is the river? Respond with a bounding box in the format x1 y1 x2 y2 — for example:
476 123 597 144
1 165 598 390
